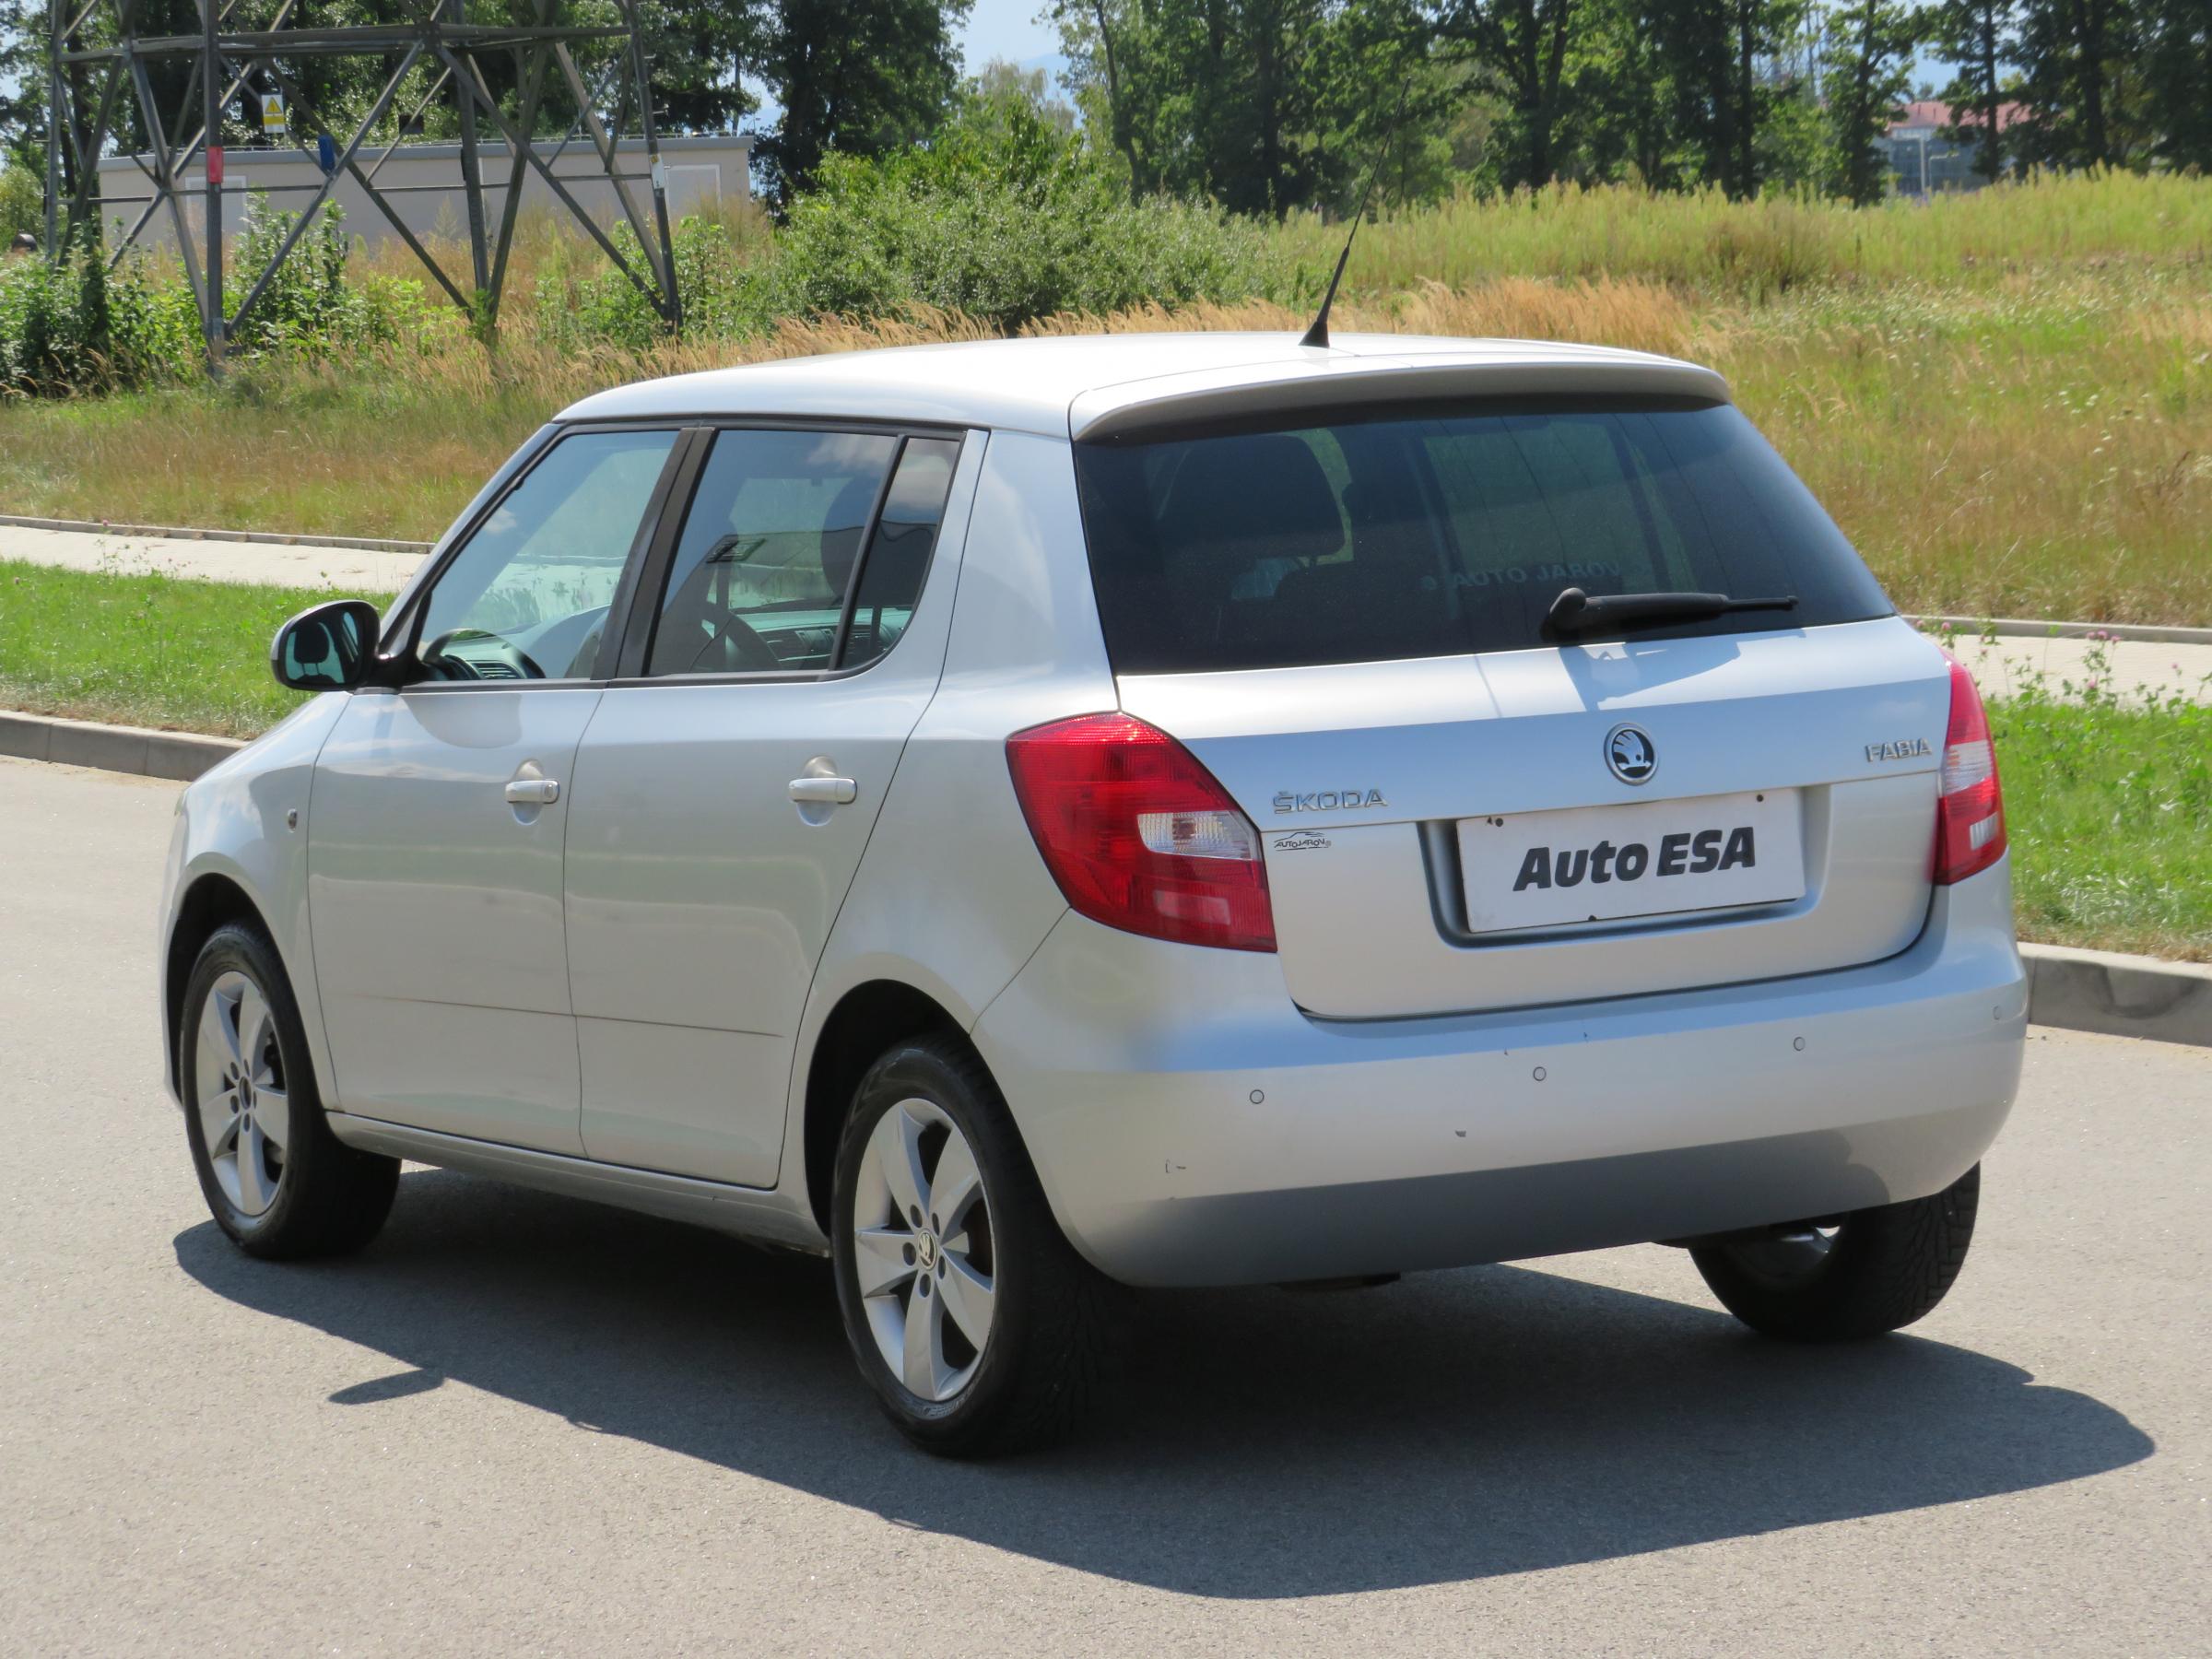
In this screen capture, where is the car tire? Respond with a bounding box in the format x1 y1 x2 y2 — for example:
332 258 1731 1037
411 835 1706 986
830 1035 1109 1456
1690 1163 1981 1341
180 923 398 1259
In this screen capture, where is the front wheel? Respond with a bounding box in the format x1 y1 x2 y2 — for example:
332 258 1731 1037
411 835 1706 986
1690 1164 1981 1341
830 1037 1108 1456
181 923 398 1259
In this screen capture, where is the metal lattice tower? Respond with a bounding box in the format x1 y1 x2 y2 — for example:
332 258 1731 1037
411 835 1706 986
44 0 682 370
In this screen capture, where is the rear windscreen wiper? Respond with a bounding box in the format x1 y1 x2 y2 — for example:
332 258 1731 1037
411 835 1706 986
1545 586 1799 636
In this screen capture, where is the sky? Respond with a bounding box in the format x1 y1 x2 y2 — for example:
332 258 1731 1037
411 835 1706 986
956 0 1065 76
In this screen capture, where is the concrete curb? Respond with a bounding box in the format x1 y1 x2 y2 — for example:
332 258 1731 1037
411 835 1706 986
2019 943 2212 1050
0 512 432 557
1905 614 2212 646
4 708 2206 1048
0 710 243 782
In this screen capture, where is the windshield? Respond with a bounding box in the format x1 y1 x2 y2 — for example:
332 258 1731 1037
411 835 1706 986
1072 398 1892 675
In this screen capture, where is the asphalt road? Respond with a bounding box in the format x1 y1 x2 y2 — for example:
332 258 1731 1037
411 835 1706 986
3 753 2206 1655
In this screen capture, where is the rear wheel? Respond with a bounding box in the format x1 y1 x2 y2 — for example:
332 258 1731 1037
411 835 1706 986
181 924 398 1259
1690 1164 1981 1341
830 1037 1108 1456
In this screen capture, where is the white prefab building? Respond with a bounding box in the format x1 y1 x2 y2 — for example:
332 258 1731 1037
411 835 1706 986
93 132 750 255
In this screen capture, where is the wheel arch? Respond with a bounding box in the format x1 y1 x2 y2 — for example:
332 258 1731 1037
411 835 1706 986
164 871 274 1097
799 978 970 1233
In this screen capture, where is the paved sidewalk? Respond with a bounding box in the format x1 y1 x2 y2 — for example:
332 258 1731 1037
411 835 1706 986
0 521 424 594
1944 628 2212 706
6 520 2209 702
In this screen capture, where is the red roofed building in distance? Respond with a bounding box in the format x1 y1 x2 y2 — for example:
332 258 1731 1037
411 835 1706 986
1883 100 2031 195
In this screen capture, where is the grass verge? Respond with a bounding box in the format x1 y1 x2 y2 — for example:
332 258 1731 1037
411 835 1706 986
1993 674 2212 964
4 561 2204 962
0 560 394 738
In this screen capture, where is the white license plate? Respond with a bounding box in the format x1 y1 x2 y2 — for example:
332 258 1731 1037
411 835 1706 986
1457 789 1805 935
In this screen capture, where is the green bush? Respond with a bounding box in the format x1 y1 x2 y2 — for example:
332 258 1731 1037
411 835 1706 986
0 245 94 393
0 232 200 394
537 214 772 350
0 164 41 245
231 200 439 357
769 90 1283 327
0 199 449 395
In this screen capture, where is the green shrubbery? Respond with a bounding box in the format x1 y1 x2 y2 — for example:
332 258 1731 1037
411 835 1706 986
228 202 442 358
535 214 773 352
535 90 1282 344
2 90 1287 394
0 164 41 244
11 116 2205 400
770 89 1280 326
0 199 449 394
0 234 200 394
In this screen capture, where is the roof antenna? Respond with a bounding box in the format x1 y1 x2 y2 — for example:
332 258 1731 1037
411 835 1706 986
1300 87 1410 351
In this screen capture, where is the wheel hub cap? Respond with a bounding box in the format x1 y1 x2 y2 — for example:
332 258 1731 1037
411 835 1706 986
193 970 290 1218
850 1099 994 1404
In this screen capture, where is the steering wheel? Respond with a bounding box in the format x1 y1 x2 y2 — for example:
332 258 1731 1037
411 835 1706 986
421 629 546 681
677 607 782 674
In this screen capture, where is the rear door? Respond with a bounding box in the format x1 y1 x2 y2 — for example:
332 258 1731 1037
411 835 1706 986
1077 400 1951 1019
561 425 977 1185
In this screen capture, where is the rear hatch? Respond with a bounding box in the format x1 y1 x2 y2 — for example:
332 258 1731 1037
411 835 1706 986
1076 394 1951 1018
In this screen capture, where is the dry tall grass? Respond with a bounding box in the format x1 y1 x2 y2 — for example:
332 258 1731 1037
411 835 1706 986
1018 278 1696 357
225 275 1692 428
1276 169 2212 297
2 173 2206 622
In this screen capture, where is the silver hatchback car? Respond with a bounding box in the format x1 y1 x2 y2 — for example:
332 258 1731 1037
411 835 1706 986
160 333 2025 1453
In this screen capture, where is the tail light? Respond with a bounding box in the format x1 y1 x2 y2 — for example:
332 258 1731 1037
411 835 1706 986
1933 655 2006 885
1005 712 1277 952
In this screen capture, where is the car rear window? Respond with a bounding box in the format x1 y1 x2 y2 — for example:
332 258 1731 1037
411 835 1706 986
1071 399 1892 674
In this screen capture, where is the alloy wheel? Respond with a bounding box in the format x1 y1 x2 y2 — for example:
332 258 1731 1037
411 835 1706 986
194 970 290 1218
850 1098 996 1402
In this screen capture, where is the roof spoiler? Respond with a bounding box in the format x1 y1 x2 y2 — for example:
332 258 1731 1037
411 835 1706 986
1070 356 1733 445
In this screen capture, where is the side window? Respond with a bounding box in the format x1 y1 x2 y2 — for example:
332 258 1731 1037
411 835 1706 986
646 430 900 677
836 436 961 670
418 429 678 681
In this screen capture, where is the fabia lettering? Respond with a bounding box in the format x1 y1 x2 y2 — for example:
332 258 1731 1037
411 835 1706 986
1512 827 1756 892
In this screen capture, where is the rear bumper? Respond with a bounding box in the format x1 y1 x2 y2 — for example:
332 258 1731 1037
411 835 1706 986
971 860 2027 1288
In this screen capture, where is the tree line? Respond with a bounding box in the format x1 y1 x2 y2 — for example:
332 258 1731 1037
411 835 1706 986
1048 0 2209 211
2 0 2206 238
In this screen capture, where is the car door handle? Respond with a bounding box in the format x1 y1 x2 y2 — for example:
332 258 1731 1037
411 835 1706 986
787 775 857 806
504 778 560 806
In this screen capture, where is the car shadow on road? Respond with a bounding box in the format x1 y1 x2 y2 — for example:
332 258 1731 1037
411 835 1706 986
174 1168 2150 1598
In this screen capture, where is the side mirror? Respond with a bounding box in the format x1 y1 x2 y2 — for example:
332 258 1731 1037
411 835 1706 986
271 598 384 691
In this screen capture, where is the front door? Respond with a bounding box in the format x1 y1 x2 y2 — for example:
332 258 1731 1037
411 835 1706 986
563 427 974 1186
309 426 684 1152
